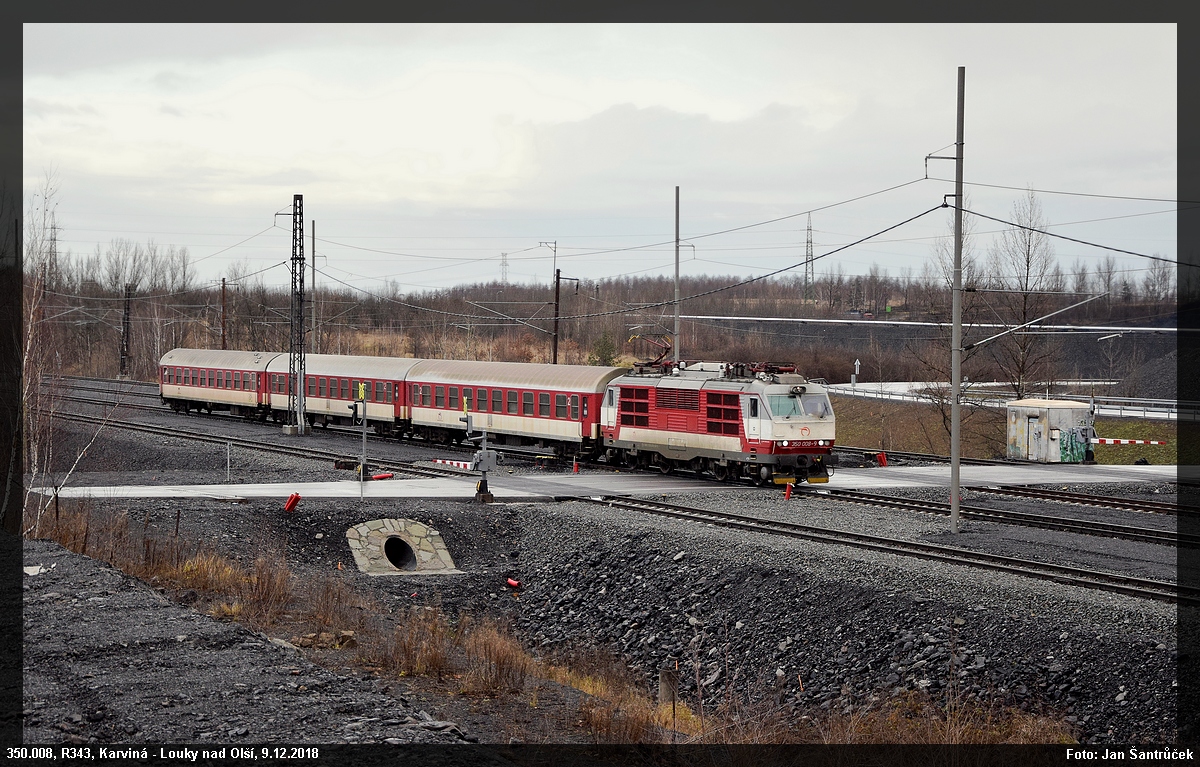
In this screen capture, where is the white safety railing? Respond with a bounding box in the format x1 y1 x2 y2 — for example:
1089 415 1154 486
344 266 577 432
826 384 1181 421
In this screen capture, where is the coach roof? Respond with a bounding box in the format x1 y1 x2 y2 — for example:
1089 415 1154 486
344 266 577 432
409 359 627 393
266 353 426 380
160 348 282 371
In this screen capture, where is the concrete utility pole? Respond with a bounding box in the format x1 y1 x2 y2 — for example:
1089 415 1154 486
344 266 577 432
674 186 680 366
311 220 317 355
540 241 557 363
220 277 227 350
950 66 966 534
119 283 133 378
552 268 561 364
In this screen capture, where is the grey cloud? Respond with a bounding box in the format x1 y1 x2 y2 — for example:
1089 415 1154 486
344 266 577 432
24 98 97 118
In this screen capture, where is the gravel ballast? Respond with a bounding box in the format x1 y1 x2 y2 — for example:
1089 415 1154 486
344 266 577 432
25 416 1180 744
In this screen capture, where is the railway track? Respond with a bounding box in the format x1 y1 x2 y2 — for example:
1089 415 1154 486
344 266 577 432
47 411 474 481
974 485 1190 516
835 445 1006 466
579 495 1193 605
803 487 1187 547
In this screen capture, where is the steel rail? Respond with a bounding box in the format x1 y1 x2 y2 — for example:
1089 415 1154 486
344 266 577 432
809 488 1187 547
976 485 1192 516
45 411 473 480
580 496 1190 605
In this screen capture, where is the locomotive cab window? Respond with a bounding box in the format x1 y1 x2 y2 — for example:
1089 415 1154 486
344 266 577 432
803 394 832 418
749 399 758 418
607 389 614 407
766 395 803 418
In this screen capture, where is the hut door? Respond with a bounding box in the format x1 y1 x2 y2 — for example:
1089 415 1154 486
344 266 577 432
1026 416 1040 460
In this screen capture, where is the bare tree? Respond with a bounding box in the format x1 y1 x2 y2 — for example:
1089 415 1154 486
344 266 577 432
981 190 1058 399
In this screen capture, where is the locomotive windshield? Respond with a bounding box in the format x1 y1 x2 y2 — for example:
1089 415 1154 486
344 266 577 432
766 394 831 418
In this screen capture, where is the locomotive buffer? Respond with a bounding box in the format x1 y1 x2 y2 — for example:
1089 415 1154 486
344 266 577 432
461 407 498 503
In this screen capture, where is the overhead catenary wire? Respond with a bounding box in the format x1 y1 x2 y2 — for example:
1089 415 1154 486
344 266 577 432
927 177 1193 205
962 208 1177 265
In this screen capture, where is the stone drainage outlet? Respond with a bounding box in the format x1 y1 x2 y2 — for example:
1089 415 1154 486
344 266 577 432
345 519 460 576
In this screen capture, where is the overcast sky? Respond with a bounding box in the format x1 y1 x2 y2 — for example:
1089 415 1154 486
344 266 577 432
23 23 1177 301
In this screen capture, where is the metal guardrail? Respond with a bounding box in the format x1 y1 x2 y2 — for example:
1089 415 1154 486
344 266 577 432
827 384 1181 421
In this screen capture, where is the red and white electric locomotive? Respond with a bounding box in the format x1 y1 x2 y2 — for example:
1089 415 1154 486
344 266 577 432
159 348 835 483
600 361 835 485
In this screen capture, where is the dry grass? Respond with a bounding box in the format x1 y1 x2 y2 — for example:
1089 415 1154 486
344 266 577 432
304 575 376 632
460 617 533 695
806 692 1076 744
358 606 458 679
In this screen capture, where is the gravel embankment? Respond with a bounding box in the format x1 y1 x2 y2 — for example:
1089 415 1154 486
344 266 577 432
507 496 1177 745
29 417 1180 744
22 538 471 744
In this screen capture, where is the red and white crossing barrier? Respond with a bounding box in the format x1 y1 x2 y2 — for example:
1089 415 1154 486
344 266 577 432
1090 438 1166 445
433 458 474 470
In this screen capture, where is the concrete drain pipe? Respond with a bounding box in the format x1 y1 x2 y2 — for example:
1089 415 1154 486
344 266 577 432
345 519 461 575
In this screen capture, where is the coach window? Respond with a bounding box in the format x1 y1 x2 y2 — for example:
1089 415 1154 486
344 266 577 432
412 384 420 403
307 377 315 396
555 394 567 418
539 393 551 417
477 388 487 411
435 386 445 407
507 390 518 414
226 371 233 388
210 370 216 387
421 385 431 406
462 388 472 410
448 387 459 410
524 392 535 416
582 398 588 418
340 379 350 399
232 371 239 389
375 381 385 402
385 382 393 404
492 389 502 413
571 395 580 420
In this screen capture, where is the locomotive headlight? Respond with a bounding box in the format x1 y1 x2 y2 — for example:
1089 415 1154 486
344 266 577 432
781 440 789 447
817 440 825 446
